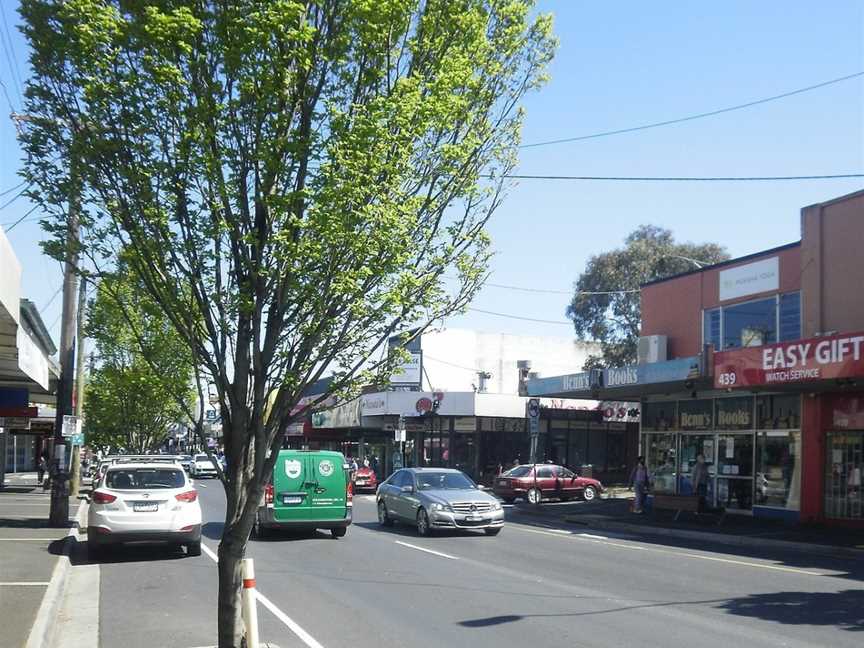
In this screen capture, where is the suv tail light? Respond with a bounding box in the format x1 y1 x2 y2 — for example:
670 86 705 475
264 483 274 505
92 491 116 504
346 478 353 507
175 490 198 503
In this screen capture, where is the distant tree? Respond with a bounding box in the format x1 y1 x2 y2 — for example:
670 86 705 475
84 268 195 453
567 226 729 368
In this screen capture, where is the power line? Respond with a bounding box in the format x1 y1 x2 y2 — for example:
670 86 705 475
0 186 27 210
491 173 864 182
0 5 23 105
423 354 484 373
3 203 38 232
521 71 864 149
41 284 62 312
447 274 655 295
467 307 571 325
0 179 26 197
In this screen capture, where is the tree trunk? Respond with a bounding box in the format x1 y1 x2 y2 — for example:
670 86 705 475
217 524 246 647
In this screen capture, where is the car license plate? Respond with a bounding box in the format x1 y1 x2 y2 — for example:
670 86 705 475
134 502 158 512
283 495 303 505
466 515 483 522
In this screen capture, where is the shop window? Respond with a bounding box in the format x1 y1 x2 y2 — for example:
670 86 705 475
642 402 676 431
825 432 864 519
588 424 607 469
756 394 800 429
717 434 753 477
569 427 588 469
779 292 801 341
756 430 800 510
644 433 676 494
723 298 776 349
715 397 754 430
703 308 721 350
678 399 713 431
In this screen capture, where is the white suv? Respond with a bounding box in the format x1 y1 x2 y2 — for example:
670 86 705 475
190 453 219 478
88 463 202 558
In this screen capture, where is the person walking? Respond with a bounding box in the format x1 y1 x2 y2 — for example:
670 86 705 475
37 454 47 485
692 454 710 513
629 456 650 514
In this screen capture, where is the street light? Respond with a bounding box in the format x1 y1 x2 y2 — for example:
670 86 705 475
663 254 710 269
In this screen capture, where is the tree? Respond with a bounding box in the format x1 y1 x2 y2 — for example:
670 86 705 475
84 268 195 453
19 1 555 644
566 225 729 368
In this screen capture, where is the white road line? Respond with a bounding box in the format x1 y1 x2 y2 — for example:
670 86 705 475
577 533 608 540
200 542 326 648
0 582 50 586
0 538 54 541
508 524 824 576
394 540 460 560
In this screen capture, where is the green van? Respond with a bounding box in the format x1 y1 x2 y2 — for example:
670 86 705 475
252 450 352 539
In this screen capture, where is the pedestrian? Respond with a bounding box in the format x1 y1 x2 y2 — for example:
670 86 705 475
363 456 370 468
349 456 358 472
629 456 650 514
37 454 47 485
513 458 520 467
692 453 710 513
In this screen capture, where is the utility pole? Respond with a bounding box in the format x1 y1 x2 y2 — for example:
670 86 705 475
70 276 87 497
49 154 81 527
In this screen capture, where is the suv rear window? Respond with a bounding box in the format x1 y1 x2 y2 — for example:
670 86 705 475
106 468 185 490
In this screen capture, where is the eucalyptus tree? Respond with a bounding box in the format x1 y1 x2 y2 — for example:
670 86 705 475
19 1 554 644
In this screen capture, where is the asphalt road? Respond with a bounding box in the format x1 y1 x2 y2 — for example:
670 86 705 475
95 481 864 648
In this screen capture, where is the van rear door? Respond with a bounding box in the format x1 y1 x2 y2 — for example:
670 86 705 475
272 452 310 522
304 454 347 521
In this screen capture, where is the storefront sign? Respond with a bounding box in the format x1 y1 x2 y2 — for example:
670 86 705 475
678 399 713 430
714 331 864 388
719 256 779 301
604 357 701 390
601 401 640 423
389 351 422 386
0 416 30 430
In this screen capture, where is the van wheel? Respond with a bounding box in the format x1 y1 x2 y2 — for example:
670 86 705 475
330 527 347 539
377 500 394 527
416 509 431 537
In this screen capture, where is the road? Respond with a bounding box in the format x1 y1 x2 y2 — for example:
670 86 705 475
94 481 864 648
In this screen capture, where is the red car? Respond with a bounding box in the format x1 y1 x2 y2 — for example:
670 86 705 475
493 464 603 505
353 466 378 492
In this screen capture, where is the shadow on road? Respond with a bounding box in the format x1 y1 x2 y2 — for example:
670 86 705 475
353 520 499 540
720 589 864 631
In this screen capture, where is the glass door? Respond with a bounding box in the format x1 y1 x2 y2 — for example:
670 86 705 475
679 434 716 504
717 433 755 511
825 431 864 519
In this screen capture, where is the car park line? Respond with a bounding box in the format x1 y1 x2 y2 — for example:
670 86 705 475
393 540 460 560
507 523 825 576
200 542 327 648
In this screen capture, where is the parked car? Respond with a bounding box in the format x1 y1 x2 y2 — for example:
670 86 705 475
178 455 194 473
353 466 378 492
493 464 603 504
251 450 352 539
377 467 504 536
87 463 202 558
190 453 218 478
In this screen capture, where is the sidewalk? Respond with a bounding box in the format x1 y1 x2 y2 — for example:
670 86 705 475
509 493 864 558
0 474 83 648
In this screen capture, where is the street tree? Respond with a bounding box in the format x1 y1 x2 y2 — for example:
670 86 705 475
567 225 728 367
19 1 555 644
84 268 195 453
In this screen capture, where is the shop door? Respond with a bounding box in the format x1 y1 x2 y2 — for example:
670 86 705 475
678 435 716 504
825 431 864 519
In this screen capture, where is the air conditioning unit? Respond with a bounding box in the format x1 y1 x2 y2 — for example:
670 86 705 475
637 335 667 365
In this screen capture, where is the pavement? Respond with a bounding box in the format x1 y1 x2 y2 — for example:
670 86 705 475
0 472 82 648
511 492 864 557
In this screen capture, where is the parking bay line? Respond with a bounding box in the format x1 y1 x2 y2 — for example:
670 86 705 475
508 524 824 576
393 540 460 561
0 582 50 586
200 542 326 648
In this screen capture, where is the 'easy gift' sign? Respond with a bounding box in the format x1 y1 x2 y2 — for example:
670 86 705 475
714 332 864 388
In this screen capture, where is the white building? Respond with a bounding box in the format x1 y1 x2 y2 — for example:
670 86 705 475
411 327 599 394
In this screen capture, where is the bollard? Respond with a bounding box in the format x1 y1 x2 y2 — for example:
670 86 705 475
241 558 260 648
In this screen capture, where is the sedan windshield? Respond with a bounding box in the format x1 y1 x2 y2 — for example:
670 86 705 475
195 455 210 462
106 468 185 490
416 472 475 490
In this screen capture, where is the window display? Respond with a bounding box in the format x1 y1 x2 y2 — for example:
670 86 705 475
644 433 676 494
756 430 801 509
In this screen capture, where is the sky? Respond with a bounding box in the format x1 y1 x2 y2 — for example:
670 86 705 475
0 0 862 355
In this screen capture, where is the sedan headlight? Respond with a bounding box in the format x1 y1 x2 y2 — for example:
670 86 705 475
492 501 503 511
430 502 452 512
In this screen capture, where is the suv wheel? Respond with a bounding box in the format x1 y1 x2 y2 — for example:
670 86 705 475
330 527 347 539
186 541 202 557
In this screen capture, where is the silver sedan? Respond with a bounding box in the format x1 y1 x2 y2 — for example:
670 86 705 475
376 467 504 536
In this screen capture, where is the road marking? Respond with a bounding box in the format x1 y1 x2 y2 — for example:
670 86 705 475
508 524 824 576
0 538 54 541
577 533 608 540
0 582 50 586
200 543 326 648
394 540 460 560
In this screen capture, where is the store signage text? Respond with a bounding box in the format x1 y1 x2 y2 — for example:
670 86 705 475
605 366 638 387
718 256 779 302
714 331 864 388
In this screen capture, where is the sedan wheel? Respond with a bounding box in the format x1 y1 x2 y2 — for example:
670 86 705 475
583 486 597 502
378 500 394 527
527 488 542 505
416 509 431 537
